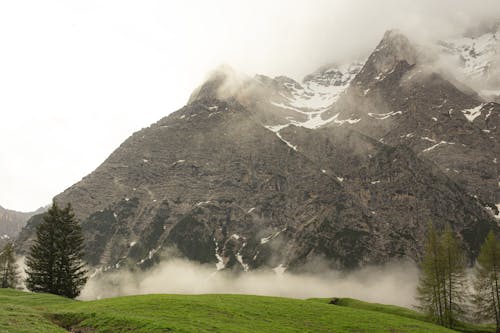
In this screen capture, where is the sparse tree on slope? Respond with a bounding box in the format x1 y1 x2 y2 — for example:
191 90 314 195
25 201 88 298
472 231 500 332
440 225 468 327
0 243 20 288
417 224 467 329
417 224 446 325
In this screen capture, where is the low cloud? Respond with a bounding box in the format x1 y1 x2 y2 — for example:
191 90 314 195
80 259 419 308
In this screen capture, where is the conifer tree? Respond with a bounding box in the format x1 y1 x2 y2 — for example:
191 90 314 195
417 224 467 328
25 201 87 298
440 225 468 327
417 224 446 325
0 243 20 288
472 231 500 332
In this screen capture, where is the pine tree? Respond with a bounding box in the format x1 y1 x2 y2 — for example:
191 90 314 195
25 201 88 298
0 243 20 288
472 231 500 332
417 224 467 328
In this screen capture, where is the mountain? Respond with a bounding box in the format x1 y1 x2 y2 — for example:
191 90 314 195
0 205 42 248
17 28 499 273
330 30 500 208
438 21 500 98
267 29 500 216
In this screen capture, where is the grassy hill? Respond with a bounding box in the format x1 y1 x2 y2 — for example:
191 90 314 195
309 298 494 333
0 288 484 333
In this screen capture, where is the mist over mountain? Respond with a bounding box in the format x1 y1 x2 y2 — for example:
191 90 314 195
16 21 500 275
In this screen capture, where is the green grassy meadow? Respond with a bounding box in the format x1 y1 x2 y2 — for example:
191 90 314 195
0 288 490 333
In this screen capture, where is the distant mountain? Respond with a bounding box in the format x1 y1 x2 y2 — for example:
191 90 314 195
438 24 500 97
0 205 43 248
17 27 500 273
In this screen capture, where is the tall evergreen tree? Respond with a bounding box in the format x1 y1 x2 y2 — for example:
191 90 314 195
25 201 88 298
0 243 20 288
472 231 500 332
417 224 467 329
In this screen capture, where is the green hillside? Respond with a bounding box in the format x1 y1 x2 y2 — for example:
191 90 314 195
0 288 474 333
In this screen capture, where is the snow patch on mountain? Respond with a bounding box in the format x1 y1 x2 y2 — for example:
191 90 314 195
286 62 363 110
439 29 499 89
214 240 225 271
462 104 485 122
440 32 498 78
423 141 455 153
262 62 364 130
260 228 287 244
368 111 403 120
236 252 249 272
265 110 359 132
274 130 297 151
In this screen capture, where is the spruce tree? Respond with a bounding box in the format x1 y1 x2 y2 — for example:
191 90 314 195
0 243 20 288
472 231 500 332
25 201 88 298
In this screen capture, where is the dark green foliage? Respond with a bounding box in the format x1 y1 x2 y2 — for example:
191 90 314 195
25 202 88 298
0 243 20 288
417 224 467 329
472 231 500 332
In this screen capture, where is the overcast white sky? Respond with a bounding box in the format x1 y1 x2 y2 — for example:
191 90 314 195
1 0 499 212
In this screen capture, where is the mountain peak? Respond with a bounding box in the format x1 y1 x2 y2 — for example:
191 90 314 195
187 65 249 104
349 30 418 87
381 29 404 40
372 29 418 72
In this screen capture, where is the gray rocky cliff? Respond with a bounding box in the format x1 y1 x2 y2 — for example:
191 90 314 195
17 29 500 273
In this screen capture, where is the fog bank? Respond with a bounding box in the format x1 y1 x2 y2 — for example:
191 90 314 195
80 259 419 308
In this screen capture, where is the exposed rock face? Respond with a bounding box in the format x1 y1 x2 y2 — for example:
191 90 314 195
354 30 418 84
330 31 500 215
17 28 500 272
278 126 493 264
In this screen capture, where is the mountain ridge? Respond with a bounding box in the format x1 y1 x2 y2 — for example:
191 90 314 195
16 28 500 273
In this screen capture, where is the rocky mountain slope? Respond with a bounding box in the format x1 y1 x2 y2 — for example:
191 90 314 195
17 27 500 273
268 29 500 218
0 206 41 248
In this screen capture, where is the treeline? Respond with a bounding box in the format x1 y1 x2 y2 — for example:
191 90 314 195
0 202 87 299
417 224 500 331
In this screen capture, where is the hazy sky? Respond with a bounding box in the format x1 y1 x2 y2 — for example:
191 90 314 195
1 0 499 212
